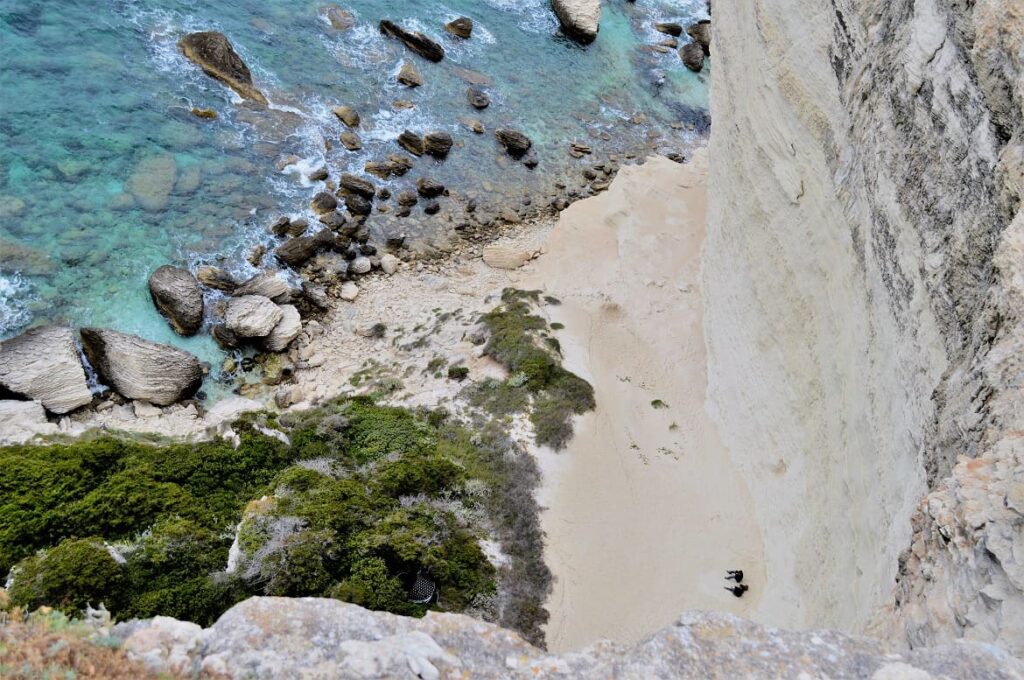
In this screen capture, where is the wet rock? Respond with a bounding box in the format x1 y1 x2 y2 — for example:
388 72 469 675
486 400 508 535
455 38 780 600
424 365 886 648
288 218 310 237
392 99 415 110
191 107 218 119
467 86 490 110
445 16 473 39
262 305 302 352
247 244 266 267
416 177 445 198
318 211 347 232
423 131 453 158
270 216 291 237
233 271 297 304
424 200 441 215
332 105 360 128
275 230 334 268
397 190 419 207
129 154 177 212
308 167 329 182
377 188 392 201
379 19 445 62
495 128 533 158
211 324 241 350
340 131 362 150
397 61 423 87
523 154 539 169
364 155 415 179
398 130 425 156
680 42 705 71
148 265 204 336
225 295 284 338
197 266 239 293
311 191 338 214
339 173 376 198
320 5 355 31
655 22 683 37
178 32 268 104
687 20 711 53
552 0 601 44
462 117 485 134
0 326 91 414
380 253 401 274
344 193 373 216
80 328 203 405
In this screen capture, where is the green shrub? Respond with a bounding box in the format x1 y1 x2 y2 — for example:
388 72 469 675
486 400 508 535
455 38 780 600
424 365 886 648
8 539 123 615
331 557 418 615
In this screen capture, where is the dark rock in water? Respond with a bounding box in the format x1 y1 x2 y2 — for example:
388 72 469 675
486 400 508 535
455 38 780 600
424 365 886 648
416 177 445 198
379 20 445 62
0 326 91 414
148 265 205 336
655 22 683 37
359 244 377 256
339 173 376 198
396 190 419 207
288 217 310 237
311 191 338 214
377 188 392 201
308 167 329 181
234 270 298 303
320 5 355 30
365 155 415 179
398 130 425 156
191 107 218 119
397 61 423 87
386 233 407 248
688 20 711 53
247 244 267 267
462 117 485 133
178 32 267 105
423 131 453 158
332 105 360 128
270 216 291 237
211 324 241 350
424 200 441 215
680 42 705 71
275 230 333 267
495 128 533 158
79 328 203 405
197 266 239 293
445 17 473 39
345 193 373 215
467 86 490 110
340 131 362 150
523 153 539 169
319 210 347 231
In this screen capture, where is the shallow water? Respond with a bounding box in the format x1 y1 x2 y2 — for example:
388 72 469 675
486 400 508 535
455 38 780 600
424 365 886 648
0 0 708 368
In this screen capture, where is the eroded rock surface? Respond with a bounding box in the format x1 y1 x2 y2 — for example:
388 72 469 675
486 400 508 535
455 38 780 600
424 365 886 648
551 0 600 44
149 265 204 336
79 328 202 406
178 32 267 104
0 326 91 414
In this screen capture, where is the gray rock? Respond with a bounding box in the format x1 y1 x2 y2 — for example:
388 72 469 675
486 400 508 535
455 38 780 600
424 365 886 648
340 131 362 150
349 257 372 275
178 32 267 104
148 265 204 336
552 0 601 44
225 296 283 338
196 266 239 293
467 86 490 110
79 328 202 406
233 271 298 304
0 400 59 444
0 326 91 414
311 191 338 214
262 305 302 352
680 42 704 71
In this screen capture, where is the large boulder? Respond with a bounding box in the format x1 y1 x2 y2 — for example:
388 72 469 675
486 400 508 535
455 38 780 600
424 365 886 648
178 32 268 105
680 42 705 71
79 328 203 406
225 296 283 338
233 271 297 304
196 266 239 293
445 17 473 39
552 0 601 44
274 231 332 268
423 131 453 158
262 305 302 352
0 400 59 444
149 265 204 336
495 129 533 158
0 326 92 414
339 173 376 198
379 20 445 62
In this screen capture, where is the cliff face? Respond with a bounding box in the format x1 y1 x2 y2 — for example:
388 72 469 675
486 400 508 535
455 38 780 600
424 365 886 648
705 0 1023 653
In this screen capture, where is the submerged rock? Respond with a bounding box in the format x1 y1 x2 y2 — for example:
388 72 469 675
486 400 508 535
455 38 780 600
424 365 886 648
148 265 204 336
128 154 177 212
225 295 284 338
495 128 533 158
552 0 601 44
178 32 267 105
79 328 203 406
445 17 473 39
655 22 684 37
379 20 445 62
319 5 355 31
0 326 91 414
680 42 705 71
340 131 362 150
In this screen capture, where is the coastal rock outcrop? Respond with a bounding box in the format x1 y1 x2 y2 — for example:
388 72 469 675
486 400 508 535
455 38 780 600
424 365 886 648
495 128 532 158
551 0 600 44
445 17 473 39
178 32 267 105
148 265 204 336
79 328 202 405
117 598 1021 679
262 305 302 352
0 326 91 414
679 42 704 72
224 296 283 338
379 20 445 62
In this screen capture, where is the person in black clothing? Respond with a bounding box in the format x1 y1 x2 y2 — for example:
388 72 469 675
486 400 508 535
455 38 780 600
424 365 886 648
725 584 749 597
725 569 744 582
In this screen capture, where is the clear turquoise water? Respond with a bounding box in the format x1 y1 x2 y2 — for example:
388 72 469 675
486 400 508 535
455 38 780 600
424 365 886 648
0 0 708 366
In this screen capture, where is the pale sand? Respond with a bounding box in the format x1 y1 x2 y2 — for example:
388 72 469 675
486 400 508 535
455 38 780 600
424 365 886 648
521 150 766 652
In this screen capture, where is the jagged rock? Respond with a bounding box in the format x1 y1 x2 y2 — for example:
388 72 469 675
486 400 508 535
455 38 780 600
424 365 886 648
262 305 302 352
495 128 532 158
275 231 331 268
423 131 453 158
340 131 362 150
397 130 425 156
552 0 601 44
178 32 267 104
380 253 401 275
225 296 284 338
311 191 338 214
445 17 473 39
79 328 202 406
129 154 177 212
397 61 423 87
211 324 241 350
320 6 355 31
0 326 91 414
339 173 376 198
680 42 704 71
687 20 711 53
149 265 204 336
308 167 328 182
379 20 445 62
117 599 1024 679
416 177 445 198
233 271 297 304
332 105 360 128
0 400 59 444
655 22 683 37
364 154 416 179
467 86 490 110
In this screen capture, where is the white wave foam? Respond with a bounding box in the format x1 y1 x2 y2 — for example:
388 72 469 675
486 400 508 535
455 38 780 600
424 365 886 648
0 272 33 336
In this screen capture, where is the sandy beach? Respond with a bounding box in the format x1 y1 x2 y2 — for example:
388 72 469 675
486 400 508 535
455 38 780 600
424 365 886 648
520 151 765 652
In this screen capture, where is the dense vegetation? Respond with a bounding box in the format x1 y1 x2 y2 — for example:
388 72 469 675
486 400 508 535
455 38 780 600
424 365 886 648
0 398 550 643
470 289 596 449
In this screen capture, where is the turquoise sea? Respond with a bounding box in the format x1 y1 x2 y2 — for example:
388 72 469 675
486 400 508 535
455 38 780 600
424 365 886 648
0 0 708 366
